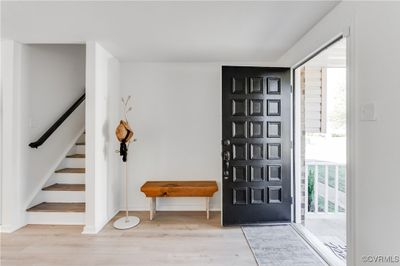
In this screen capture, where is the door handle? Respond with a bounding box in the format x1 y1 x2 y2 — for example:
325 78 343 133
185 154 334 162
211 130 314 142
223 151 231 161
223 151 231 180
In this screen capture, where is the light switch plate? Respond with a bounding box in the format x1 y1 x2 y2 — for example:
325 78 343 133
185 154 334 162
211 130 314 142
360 103 377 121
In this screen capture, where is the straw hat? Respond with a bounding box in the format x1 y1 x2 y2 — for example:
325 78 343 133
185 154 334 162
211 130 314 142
115 120 134 143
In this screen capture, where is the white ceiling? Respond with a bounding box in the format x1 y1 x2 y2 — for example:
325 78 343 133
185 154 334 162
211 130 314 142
1 1 339 62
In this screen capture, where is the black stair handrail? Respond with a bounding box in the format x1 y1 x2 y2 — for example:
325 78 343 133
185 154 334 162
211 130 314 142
29 92 86 149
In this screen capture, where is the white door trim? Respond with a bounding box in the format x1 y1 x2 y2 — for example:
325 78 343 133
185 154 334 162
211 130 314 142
291 26 355 266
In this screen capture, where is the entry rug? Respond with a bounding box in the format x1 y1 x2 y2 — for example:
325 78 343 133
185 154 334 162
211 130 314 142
242 225 326 266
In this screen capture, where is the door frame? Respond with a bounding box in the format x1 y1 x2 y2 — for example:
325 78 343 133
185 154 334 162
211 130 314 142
290 27 355 266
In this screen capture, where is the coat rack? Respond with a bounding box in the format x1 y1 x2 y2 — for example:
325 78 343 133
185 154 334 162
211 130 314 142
113 96 140 230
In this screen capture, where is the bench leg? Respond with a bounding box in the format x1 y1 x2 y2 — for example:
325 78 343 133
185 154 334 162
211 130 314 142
150 197 156 221
206 197 210 220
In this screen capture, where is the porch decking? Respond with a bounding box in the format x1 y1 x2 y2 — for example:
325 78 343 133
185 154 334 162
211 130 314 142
304 161 347 262
305 161 346 245
304 213 346 245
304 213 346 263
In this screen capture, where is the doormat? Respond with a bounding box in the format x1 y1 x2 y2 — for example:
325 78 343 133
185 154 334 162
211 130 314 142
324 241 346 261
242 225 326 266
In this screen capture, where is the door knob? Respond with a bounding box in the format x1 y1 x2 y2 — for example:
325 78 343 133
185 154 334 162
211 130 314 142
222 139 231 146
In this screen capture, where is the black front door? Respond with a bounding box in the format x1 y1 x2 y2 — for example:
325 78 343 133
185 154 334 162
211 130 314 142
222 66 292 225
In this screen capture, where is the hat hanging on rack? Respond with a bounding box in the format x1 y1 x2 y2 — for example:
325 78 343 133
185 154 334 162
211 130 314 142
116 120 134 162
113 95 140 230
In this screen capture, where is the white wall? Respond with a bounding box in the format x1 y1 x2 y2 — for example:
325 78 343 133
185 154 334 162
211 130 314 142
280 2 400 265
121 63 222 211
1 42 86 232
84 42 121 234
1 40 25 232
0 41 2 225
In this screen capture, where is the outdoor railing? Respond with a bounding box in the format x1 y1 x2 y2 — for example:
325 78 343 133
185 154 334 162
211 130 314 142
305 160 346 214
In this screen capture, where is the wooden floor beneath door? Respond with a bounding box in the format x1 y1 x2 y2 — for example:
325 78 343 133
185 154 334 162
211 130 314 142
1 211 256 266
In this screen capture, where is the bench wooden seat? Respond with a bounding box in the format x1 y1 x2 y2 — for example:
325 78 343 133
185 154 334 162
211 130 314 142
140 181 218 220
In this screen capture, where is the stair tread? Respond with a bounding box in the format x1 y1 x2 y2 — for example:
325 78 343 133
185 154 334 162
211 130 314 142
55 168 85 174
42 183 85 191
27 202 85 213
76 142 85 145
66 154 85 158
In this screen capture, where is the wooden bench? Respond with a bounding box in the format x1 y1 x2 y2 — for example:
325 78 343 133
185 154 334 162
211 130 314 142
140 181 218 220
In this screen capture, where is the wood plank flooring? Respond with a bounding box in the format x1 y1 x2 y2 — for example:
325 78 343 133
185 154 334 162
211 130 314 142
1 211 256 266
55 168 85 173
42 183 85 191
26 202 85 212
66 154 85 158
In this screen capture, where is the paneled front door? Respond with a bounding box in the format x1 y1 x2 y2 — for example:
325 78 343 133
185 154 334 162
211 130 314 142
222 66 292 225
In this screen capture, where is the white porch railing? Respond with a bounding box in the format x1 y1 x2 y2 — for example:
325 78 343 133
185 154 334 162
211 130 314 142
305 160 346 214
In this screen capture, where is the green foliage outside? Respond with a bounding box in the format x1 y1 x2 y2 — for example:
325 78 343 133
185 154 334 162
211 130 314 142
307 165 346 212
307 167 315 212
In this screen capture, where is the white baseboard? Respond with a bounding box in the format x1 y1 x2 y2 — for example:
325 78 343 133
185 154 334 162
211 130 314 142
82 208 119 234
82 225 96 234
0 223 25 233
127 197 221 211
81 220 107 234
125 205 221 212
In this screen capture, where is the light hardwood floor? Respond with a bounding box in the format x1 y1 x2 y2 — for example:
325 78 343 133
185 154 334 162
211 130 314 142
1 211 256 266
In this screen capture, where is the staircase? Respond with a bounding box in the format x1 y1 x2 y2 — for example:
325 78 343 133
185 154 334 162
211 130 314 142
26 133 86 225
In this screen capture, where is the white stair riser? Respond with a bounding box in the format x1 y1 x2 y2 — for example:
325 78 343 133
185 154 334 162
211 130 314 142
70 145 85 155
41 191 85 203
52 173 85 184
77 134 85 143
60 158 85 168
27 212 85 225
76 145 85 154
